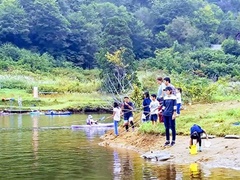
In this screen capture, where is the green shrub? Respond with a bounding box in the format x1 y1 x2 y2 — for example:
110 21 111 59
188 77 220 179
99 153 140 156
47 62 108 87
0 79 30 90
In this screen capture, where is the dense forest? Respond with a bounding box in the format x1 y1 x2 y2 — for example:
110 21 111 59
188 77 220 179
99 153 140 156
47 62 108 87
1 0 240 82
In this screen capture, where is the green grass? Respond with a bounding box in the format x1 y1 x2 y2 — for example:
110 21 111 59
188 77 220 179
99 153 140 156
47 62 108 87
0 89 112 110
138 122 165 134
212 94 240 102
138 105 240 136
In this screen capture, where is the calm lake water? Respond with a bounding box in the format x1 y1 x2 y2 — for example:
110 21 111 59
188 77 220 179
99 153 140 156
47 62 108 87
0 113 239 179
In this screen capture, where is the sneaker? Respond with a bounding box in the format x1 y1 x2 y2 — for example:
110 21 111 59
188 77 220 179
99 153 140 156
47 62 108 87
198 146 202 152
164 141 170 147
170 141 175 146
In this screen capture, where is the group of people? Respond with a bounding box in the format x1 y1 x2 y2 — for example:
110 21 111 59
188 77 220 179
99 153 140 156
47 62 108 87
145 76 208 150
86 96 134 137
111 97 135 136
142 77 182 146
87 76 207 151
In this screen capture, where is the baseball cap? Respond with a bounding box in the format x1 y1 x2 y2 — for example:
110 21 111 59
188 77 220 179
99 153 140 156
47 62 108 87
164 86 172 91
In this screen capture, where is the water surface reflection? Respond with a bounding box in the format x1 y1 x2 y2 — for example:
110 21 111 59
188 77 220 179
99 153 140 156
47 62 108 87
0 114 239 179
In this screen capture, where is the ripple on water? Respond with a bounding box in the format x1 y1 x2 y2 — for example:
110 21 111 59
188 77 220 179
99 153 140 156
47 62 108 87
0 114 239 179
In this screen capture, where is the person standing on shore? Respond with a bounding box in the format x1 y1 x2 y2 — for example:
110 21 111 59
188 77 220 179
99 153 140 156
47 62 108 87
162 86 177 147
176 88 182 116
149 94 159 125
122 97 134 132
156 77 166 123
142 92 151 122
157 77 166 102
111 102 121 136
163 77 176 95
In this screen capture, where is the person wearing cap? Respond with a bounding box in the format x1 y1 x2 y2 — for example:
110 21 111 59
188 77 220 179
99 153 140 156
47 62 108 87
190 124 208 152
163 77 176 95
86 115 98 125
162 86 177 147
122 96 135 132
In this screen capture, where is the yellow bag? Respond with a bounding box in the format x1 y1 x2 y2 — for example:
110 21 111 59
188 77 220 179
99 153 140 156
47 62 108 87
190 145 197 155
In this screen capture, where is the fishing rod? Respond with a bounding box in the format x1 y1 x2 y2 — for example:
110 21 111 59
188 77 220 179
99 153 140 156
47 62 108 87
0 126 71 132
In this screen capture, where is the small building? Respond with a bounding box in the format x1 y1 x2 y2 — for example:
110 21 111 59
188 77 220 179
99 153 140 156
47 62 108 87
210 44 222 50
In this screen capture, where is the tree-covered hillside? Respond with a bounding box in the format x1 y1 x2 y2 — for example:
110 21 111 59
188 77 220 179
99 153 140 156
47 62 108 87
0 0 240 80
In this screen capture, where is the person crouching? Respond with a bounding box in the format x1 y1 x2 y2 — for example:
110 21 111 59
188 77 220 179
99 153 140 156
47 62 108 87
190 124 208 152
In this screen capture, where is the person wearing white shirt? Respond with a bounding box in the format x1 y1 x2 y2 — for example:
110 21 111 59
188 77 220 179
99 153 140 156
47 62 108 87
112 102 121 136
149 94 160 125
157 77 166 101
176 88 182 116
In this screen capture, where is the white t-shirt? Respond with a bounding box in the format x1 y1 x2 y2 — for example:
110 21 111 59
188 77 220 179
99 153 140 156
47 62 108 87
176 92 182 104
157 83 166 98
113 107 121 121
149 100 159 115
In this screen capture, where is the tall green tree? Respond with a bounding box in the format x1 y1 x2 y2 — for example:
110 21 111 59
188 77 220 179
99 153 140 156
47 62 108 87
222 38 240 56
217 12 240 38
151 0 202 34
65 7 102 69
193 4 221 36
0 0 30 47
101 16 134 60
21 0 70 57
97 15 138 93
165 17 204 46
130 19 153 59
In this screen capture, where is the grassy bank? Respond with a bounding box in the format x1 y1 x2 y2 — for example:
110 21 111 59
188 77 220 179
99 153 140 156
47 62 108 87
0 89 112 111
138 101 240 136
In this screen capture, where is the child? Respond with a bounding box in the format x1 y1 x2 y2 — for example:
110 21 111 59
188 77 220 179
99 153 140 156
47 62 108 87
190 124 208 152
142 92 151 122
149 94 159 125
112 102 121 136
162 86 177 147
176 88 182 116
86 115 97 125
121 96 134 132
158 101 164 123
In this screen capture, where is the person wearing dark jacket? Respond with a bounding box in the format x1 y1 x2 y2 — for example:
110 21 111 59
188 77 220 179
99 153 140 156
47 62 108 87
162 86 177 147
142 92 151 122
190 124 208 152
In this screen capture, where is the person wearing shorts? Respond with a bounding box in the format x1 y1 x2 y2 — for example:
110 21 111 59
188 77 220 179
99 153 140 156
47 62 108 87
149 94 159 125
122 97 134 132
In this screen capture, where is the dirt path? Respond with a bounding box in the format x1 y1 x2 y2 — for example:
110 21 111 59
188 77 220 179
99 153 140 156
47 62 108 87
100 130 240 170
99 101 240 170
